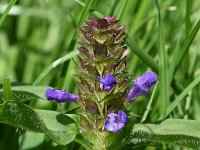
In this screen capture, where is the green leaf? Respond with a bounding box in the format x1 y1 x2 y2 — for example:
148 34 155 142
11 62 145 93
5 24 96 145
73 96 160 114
74 134 93 150
0 85 48 102
164 75 200 118
127 37 158 73
130 119 200 148
155 0 169 117
168 19 200 83
141 82 158 123
2 77 13 100
0 100 78 145
175 19 200 72
0 0 17 26
35 109 78 145
19 132 44 150
78 0 95 25
33 50 79 86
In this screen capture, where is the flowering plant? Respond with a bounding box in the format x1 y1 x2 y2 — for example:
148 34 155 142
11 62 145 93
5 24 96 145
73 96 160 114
1 12 200 150
45 16 157 149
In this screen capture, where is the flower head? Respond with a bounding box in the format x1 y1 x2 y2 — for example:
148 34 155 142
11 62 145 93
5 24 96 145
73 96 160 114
45 88 78 103
97 73 117 91
104 110 128 132
126 70 157 102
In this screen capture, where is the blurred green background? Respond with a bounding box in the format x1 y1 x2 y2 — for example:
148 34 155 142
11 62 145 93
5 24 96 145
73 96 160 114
0 0 200 149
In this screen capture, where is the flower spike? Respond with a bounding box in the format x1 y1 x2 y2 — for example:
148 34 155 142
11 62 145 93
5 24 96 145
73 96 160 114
44 16 159 149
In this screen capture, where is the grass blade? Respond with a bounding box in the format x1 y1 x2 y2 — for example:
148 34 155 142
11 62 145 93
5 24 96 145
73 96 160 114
33 50 79 86
0 0 17 26
175 19 200 74
168 37 181 85
164 74 200 118
127 37 158 72
3 77 13 100
185 0 191 38
78 0 95 26
73 0 103 18
113 0 128 20
155 0 168 116
129 0 152 35
141 82 158 123
168 19 200 89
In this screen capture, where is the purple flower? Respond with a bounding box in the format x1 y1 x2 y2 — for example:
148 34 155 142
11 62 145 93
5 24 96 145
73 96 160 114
126 70 157 102
45 88 57 100
104 110 128 132
45 88 78 103
97 73 117 91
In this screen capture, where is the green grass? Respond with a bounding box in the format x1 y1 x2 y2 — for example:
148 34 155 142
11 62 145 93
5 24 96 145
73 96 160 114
0 0 200 149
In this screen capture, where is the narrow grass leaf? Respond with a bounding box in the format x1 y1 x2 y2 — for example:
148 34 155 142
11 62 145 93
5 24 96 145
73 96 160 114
127 37 158 73
0 0 17 26
175 19 200 73
109 0 118 16
168 37 181 85
74 0 103 18
155 0 168 115
164 75 200 118
129 0 152 35
3 77 13 100
73 0 85 6
141 82 158 123
185 0 191 38
78 0 95 26
114 0 127 20
33 50 79 86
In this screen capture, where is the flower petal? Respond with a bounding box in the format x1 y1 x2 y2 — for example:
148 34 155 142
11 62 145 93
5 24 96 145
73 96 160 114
126 70 157 102
135 70 157 92
104 120 114 131
108 113 118 119
118 110 128 125
104 110 128 132
45 88 57 100
45 88 78 103
97 73 117 91
112 124 121 132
